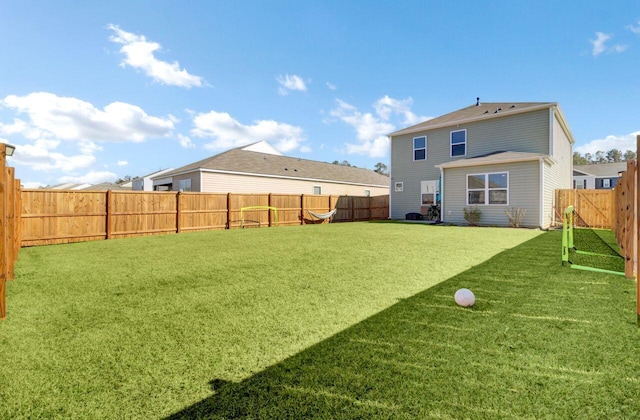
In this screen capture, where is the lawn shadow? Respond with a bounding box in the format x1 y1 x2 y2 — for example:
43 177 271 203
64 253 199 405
166 232 638 419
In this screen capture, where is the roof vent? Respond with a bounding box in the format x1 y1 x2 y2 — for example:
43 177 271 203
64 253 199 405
494 107 502 114
476 97 480 106
510 104 516 108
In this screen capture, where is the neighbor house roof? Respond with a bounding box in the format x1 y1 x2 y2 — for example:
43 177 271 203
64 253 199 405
157 142 390 187
436 151 555 169
389 101 563 137
573 162 628 177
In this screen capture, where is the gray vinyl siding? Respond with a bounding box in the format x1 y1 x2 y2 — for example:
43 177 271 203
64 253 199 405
442 161 540 227
390 109 550 219
200 172 389 196
544 114 573 227
172 172 201 192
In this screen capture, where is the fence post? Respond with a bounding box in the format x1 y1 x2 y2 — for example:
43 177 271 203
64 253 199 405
624 161 635 279
226 193 231 229
0 143 8 319
176 191 182 233
268 193 272 227
637 136 640 324
300 194 305 225
5 167 15 281
14 179 21 257
106 190 113 240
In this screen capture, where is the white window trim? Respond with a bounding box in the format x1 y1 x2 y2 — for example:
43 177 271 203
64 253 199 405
395 182 404 192
413 136 427 161
313 185 322 195
602 178 611 188
364 189 371 197
466 171 509 206
450 129 467 158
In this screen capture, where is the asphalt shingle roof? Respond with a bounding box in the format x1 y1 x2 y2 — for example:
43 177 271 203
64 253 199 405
573 162 628 177
159 146 390 187
389 102 556 137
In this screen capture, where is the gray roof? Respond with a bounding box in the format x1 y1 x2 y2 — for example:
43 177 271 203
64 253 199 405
158 146 390 187
436 151 553 169
389 102 557 137
573 162 628 177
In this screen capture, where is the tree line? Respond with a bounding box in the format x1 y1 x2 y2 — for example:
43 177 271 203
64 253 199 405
573 149 636 165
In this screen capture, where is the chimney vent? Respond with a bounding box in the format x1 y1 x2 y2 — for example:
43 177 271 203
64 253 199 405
476 97 480 106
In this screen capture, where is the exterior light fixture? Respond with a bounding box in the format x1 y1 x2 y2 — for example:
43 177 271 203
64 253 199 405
4 143 15 156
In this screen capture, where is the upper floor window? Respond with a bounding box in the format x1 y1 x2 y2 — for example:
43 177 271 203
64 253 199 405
413 136 426 161
395 182 404 192
450 129 467 157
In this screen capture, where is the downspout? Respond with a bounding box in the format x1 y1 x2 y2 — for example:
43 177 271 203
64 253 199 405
439 166 445 222
539 158 545 229
388 136 393 219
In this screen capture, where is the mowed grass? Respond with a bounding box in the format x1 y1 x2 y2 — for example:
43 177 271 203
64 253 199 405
0 224 637 418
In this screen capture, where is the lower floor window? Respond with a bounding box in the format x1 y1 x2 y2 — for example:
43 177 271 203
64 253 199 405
178 179 192 192
467 172 508 205
313 186 322 195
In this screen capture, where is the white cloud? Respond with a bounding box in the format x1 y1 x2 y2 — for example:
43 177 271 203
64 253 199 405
276 74 308 95
591 32 611 56
22 181 47 189
107 24 204 88
191 110 306 153
177 133 195 148
326 82 337 91
10 140 96 172
330 99 394 159
574 131 640 155
590 32 627 56
116 160 128 166
627 20 640 35
373 95 431 125
1 92 175 143
58 170 117 184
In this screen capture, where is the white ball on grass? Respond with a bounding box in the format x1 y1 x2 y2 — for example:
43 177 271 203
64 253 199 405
454 288 475 307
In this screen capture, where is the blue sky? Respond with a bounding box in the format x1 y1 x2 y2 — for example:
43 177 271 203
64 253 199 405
1 1 639 188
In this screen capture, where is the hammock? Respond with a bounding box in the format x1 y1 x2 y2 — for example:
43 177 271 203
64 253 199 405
306 208 337 222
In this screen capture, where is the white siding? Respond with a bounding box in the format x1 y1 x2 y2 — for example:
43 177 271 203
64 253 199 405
200 172 389 196
442 161 541 227
390 109 550 219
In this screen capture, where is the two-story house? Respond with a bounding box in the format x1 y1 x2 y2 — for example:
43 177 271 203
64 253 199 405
388 100 574 228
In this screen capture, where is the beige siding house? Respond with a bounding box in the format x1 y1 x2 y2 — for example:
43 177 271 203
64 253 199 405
153 141 389 196
389 101 574 228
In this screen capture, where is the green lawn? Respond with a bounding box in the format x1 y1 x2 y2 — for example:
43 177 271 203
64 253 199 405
1 223 638 418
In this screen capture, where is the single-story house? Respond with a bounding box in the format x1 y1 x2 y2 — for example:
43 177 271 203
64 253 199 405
153 141 389 196
388 100 574 228
132 168 174 191
573 162 627 189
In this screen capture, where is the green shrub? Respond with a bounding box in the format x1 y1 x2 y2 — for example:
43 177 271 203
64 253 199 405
463 206 481 226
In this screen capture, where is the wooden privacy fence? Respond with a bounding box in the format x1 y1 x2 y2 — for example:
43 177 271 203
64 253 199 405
20 191 389 247
1 144 22 320
555 189 615 229
612 159 637 280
